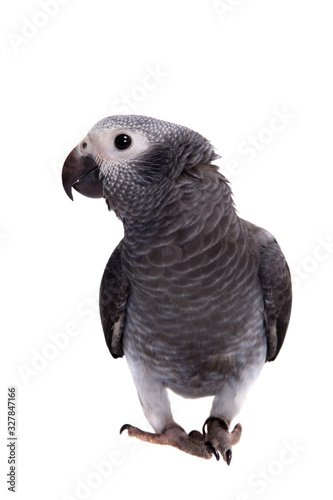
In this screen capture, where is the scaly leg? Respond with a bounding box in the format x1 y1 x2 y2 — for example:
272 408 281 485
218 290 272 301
121 422 217 459
203 381 246 464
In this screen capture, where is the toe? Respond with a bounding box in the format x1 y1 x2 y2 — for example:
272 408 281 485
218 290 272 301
230 423 242 445
188 430 204 441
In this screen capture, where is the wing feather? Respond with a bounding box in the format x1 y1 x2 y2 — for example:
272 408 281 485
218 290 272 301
99 241 129 359
259 239 292 361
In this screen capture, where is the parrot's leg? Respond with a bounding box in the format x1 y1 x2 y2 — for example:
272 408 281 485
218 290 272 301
121 357 217 459
203 381 246 464
203 416 242 465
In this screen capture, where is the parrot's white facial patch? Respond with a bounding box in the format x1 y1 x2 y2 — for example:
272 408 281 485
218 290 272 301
80 128 151 168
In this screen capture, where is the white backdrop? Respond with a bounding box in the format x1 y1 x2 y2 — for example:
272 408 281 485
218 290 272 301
1 1 332 499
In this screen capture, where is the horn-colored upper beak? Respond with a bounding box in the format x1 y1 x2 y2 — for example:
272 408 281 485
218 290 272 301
62 146 104 200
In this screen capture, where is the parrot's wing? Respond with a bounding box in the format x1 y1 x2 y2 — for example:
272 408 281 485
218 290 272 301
258 238 292 362
99 240 129 359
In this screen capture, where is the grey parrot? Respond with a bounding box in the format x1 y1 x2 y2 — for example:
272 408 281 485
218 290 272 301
62 115 292 464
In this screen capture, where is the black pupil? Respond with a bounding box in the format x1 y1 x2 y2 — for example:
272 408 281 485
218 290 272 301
115 134 132 150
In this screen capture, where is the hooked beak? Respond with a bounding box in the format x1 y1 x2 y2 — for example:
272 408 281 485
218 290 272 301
62 146 104 200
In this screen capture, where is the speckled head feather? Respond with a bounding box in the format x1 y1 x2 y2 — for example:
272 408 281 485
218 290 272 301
85 115 222 222
93 115 219 179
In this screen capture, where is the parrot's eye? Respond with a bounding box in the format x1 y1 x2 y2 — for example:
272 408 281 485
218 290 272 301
114 134 132 151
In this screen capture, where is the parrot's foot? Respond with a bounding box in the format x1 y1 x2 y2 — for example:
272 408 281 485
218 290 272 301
120 423 218 460
203 417 242 465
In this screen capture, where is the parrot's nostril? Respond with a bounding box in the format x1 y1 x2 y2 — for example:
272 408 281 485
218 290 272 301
82 142 88 149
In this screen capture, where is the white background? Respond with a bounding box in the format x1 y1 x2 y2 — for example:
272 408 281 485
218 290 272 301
1 1 333 499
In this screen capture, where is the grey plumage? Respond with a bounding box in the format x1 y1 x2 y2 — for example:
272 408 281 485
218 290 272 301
62 115 292 463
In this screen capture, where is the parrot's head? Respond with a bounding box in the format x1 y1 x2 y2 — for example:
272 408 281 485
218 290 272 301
62 115 218 219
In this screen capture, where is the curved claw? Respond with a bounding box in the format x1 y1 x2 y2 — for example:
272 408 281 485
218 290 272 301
120 424 131 434
205 441 220 461
225 449 232 466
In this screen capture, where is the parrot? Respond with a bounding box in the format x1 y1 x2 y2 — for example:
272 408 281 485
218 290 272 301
62 115 292 465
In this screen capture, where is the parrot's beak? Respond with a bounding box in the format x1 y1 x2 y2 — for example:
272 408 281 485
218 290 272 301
62 146 104 201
